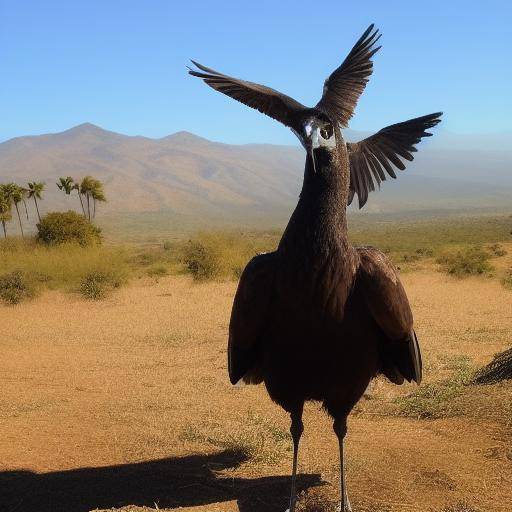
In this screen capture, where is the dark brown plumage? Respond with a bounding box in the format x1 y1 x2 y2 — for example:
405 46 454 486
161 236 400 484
189 24 440 512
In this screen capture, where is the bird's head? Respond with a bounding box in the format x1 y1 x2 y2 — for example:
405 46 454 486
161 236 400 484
292 113 338 173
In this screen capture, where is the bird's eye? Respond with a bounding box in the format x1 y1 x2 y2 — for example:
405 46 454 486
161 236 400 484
320 124 333 140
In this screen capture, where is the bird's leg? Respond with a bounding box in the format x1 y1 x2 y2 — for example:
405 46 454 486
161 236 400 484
333 416 351 512
285 404 304 512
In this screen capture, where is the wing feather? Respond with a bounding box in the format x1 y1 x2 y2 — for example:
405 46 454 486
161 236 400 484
357 247 422 384
347 112 442 208
189 61 306 130
228 252 276 385
316 24 381 126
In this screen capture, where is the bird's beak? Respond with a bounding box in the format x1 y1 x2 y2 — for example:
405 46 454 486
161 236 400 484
307 130 321 174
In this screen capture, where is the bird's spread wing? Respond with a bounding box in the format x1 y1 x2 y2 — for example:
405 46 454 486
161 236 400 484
188 61 306 130
356 247 422 384
228 252 276 385
347 112 442 208
315 24 381 126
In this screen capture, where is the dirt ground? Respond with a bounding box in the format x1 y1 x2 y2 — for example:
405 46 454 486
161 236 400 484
1 266 511 512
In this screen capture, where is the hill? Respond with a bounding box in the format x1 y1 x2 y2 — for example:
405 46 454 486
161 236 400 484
1 123 511 233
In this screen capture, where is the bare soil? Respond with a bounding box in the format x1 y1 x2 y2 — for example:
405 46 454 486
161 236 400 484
1 267 511 512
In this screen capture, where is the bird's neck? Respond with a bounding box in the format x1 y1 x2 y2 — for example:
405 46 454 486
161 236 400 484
280 142 350 253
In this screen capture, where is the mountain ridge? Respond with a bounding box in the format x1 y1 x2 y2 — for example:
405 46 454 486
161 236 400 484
0 124 510 229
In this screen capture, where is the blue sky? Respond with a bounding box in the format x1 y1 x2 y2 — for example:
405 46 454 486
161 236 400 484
1 1 511 144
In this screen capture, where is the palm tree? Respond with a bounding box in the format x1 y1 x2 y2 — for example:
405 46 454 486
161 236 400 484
21 187 30 221
7 183 26 238
73 182 86 217
58 176 86 216
90 178 106 219
0 186 13 238
79 176 95 221
27 181 45 222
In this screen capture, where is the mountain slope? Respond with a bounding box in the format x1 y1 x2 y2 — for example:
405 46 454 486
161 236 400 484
0 124 510 227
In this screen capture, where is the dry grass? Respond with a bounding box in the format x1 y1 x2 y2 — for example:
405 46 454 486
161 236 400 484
0 238 131 295
1 253 512 511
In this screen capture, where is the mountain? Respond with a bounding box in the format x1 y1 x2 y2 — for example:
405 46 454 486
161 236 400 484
0 123 511 231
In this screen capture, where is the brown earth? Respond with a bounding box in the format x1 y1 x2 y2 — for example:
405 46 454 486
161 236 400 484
1 268 511 512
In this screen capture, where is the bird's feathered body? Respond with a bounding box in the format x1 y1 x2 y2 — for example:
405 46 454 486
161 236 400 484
190 24 437 511
229 136 421 418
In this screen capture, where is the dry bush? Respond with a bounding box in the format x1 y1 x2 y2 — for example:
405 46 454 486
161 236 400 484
182 232 259 281
0 270 37 305
436 246 493 277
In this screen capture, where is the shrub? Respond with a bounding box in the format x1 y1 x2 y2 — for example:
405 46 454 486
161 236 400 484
436 246 493 277
182 232 256 281
0 271 37 305
79 270 122 300
37 211 101 247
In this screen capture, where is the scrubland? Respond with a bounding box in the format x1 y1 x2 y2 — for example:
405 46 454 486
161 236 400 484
1 215 511 511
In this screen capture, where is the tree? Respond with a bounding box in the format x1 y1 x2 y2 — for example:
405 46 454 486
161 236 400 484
90 178 106 219
27 181 45 222
57 176 86 216
0 186 12 238
79 176 95 221
5 183 26 238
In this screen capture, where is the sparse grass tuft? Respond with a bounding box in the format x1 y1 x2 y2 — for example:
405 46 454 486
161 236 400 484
487 243 507 257
502 269 512 289
146 264 169 278
433 502 481 512
436 246 494 277
394 357 473 419
181 411 290 465
0 270 37 305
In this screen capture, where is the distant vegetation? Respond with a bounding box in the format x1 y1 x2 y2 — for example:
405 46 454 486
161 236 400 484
0 175 106 239
436 246 494 277
0 214 511 305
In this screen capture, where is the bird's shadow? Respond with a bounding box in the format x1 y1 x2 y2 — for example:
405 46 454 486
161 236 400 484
0 449 322 512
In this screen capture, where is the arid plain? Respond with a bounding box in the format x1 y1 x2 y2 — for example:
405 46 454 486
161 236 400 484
1 244 511 512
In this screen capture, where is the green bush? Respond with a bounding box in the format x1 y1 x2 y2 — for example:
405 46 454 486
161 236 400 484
79 270 122 300
37 211 101 247
0 270 37 305
436 246 494 277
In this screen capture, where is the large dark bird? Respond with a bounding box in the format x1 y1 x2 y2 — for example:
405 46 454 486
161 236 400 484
189 24 441 512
